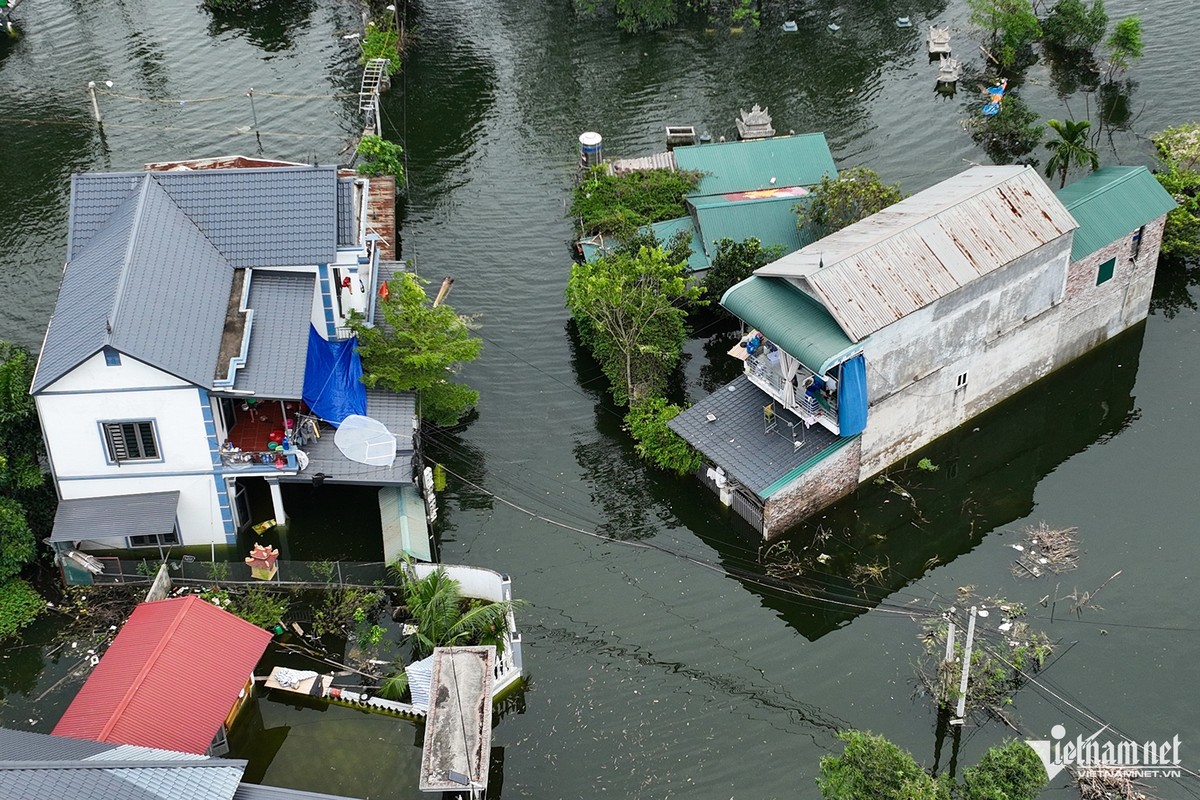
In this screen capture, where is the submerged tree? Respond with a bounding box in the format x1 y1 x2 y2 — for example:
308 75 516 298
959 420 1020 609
566 246 703 406
1104 16 1144 81
1044 119 1099 188
966 0 1041 68
701 237 785 308
1152 123 1200 259
1042 0 1107 52
795 168 903 241
350 272 482 427
968 94 1044 165
393 562 524 659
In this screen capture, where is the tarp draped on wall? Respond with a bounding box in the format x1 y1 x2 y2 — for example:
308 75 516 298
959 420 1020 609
837 354 868 437
302 324 367 426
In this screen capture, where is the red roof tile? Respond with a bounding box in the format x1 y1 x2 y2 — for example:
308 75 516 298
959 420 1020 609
53 595 272 754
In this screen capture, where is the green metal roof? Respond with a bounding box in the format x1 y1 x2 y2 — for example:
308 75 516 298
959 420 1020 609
673 133 837 196
721 276 859 374
691 194 810 258
1056 166 1178 262
579 216 709 273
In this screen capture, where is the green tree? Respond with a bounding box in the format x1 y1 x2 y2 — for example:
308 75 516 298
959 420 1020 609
1152 124 1200 258
967 0 1041 68
625 398 701 475
959 740 1048 800
818 730 951 800
355 135 404 180
350 273 483 427
1104 16 1143 80
969 94 1044 165
1042 0 1107 52
0 342 46 640
570 166 702 238
392 561 525 659
796 168 903 240
566 246 703 406
1044 119 1099 188
701 237 785 308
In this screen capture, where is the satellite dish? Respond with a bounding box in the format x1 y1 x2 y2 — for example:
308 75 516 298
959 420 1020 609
334 415 397 466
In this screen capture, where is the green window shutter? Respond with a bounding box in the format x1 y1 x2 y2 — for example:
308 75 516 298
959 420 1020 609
1096 257 1116 285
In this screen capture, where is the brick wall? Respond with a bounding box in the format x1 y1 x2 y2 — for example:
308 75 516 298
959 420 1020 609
762 437 862 540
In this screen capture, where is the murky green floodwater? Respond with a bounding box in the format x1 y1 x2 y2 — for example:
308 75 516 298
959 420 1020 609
3 0 1199 797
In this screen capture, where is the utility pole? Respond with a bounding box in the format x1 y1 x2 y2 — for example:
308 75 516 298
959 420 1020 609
942 617 956 706
952 606 978 723
86 80 112 125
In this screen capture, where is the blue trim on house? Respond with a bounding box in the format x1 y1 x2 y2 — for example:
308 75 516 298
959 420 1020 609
199 389 237 541
317 263 338 338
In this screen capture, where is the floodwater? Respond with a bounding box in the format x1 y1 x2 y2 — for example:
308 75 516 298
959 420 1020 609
2 0 1199 797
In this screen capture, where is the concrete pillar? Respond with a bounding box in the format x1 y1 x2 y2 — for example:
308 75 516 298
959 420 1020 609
267 479 287 525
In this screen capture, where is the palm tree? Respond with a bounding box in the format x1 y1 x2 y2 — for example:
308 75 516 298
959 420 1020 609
392 561 524 659
1044 119 1100 188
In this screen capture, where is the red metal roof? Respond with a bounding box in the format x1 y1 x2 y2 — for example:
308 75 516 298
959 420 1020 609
53 595 273 754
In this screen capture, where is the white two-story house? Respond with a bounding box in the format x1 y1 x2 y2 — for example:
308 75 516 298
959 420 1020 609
32 162 422 564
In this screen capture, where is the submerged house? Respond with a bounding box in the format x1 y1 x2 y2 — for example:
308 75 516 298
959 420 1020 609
53 595 272 756
579 133 837 274
671 165 1176 537
31 161 427 563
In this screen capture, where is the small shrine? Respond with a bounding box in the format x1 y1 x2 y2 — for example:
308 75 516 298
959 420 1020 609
246 542 280 581
735 104 775 140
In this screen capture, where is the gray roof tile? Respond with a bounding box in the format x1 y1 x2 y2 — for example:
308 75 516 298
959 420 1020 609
336 178 356 246
670 376 839 496
234 783 364 800
0 728 246 800
233 271 316 399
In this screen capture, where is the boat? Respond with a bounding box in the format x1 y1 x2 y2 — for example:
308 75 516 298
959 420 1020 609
981 78 1007 116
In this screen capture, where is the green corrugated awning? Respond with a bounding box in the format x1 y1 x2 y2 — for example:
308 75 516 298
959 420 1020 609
673 133 837 196
721 276 860 374
1056 166 1178 262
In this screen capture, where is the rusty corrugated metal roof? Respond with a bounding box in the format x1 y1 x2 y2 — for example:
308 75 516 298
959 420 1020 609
53 596 272 755
756 166 1077 341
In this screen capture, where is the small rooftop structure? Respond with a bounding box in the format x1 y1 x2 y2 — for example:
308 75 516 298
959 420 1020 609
419 646 495 794
755 165 1078 341
735 104 775 140
53 596 273 755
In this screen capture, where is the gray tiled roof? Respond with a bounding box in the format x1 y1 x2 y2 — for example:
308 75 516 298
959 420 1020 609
234 783 365 800
49 491 180 543
670 376 839 497
279 389 416 486
35 165 342 394
336 178 357 246
233 271 315 399
33 177 233 393
68 167 339 268
0 728 246 800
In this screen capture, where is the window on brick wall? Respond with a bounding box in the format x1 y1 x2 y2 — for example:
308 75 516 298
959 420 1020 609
1096 257 1116 286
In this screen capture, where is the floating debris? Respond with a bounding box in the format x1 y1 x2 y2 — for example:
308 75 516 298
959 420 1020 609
782 20 798 32
1011 521 1079 579
896 16 913 28
827 22 841 32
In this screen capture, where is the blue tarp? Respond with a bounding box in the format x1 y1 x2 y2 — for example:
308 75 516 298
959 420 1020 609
302 324 367 426
837 355 868 437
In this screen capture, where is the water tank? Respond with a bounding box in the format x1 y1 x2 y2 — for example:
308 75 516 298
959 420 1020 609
578 131 603 167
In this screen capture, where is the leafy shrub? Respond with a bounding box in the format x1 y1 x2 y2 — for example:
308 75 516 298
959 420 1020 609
626 399 702 475
702 237 784 306
570 166 702 238
796 167 903 240
0 578 43 640
232 586 290 629
1041 0 1107 52
1153 125 1200 258
819 730 951 800
360 24 401 75
356 135 404 180
959 740 1048 800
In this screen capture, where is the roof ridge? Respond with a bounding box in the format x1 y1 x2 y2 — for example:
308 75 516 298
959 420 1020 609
94 597 199 743
106 176 153 345
1058 166 1145 208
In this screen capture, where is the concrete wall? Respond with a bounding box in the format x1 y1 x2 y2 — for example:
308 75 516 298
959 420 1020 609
763 437 862 539
858 234 1073 478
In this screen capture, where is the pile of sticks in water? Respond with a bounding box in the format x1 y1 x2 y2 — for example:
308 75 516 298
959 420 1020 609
1073 767 1159 800
1010 521 1079 578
